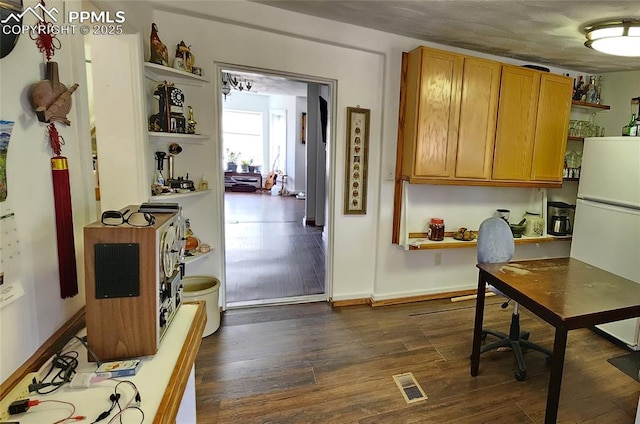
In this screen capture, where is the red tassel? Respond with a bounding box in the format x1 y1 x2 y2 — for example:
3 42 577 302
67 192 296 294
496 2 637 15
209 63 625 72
48 124 78 298
51 156 78 298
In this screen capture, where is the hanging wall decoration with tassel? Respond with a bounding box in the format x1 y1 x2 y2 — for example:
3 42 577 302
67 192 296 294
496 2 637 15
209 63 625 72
28 0 79 299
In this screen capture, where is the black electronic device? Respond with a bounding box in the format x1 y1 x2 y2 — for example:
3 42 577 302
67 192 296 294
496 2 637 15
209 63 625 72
167 177 195 191
139 202 180 213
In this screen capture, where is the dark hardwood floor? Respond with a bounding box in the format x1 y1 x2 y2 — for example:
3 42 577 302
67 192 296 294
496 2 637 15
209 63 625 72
195 298 639 423
224 192 325 305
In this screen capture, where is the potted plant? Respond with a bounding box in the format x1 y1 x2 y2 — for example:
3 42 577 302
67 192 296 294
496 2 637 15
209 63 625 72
240 159 250 173
248 158 256 173
226 149 239 172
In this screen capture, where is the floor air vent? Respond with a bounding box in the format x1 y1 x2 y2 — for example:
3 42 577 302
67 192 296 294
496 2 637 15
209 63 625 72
393 372 428 403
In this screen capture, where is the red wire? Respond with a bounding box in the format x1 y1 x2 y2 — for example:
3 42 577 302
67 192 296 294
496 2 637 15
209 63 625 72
30 399 80 423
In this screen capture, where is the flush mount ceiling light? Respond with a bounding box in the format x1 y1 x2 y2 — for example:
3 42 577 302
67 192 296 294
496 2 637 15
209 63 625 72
584 19 640 56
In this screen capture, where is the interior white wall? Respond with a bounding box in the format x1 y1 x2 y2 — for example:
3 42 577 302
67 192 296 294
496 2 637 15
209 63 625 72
305 84 319 222
597 70 640 137
269 95 298 191
0 0 94 381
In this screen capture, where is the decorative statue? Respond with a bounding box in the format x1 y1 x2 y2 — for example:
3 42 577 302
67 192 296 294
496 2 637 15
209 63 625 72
187 106 197 134
174 41 193 72
149 23 169 66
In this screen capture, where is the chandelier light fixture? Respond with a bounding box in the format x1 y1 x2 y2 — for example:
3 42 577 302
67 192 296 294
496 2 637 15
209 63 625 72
221 72 253 99
584 19 640 56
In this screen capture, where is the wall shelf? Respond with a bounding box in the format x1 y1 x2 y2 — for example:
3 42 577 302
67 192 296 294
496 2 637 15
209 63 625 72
149 189 211 201
184 249 213 264
148 132 209 144
406 234 572 250
144 62 208 85
571 100 611 112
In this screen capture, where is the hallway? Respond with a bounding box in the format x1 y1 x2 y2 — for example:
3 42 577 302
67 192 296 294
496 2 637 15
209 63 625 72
224 192 325 305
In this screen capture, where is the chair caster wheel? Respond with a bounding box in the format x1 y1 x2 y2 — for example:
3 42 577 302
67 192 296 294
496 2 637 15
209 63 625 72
515 370 527 381
546 356 552 366
481 332 487 340
521 331 530 340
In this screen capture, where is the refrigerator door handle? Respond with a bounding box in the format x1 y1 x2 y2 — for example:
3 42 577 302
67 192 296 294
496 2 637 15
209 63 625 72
578 197 640 214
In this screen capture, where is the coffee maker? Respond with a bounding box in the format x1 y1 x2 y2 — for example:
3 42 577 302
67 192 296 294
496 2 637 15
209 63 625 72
547 201 575 236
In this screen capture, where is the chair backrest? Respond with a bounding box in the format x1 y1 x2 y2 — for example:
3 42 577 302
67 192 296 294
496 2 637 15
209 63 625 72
477 217 515 264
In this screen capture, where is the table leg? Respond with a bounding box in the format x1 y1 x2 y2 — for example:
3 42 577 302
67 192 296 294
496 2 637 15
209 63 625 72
545 327 568 424
470 271 486 376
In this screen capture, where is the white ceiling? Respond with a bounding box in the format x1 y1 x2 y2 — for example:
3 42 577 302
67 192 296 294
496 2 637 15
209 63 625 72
223 70 309 97
256 0 640 74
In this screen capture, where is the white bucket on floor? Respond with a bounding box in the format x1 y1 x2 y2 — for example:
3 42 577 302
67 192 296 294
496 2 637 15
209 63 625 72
182 276 220 337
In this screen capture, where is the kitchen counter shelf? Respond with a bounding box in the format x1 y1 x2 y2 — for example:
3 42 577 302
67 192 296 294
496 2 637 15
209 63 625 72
144 62 208 85
406 234 572 250
571 100 611 111
149 189 211 201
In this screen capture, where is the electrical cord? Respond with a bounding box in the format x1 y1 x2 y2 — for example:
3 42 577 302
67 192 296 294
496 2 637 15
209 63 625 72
90 380 143 424
29 334 103 394
90 393 120 424
29 351 79 394
8 399 84 423
74 335 103 367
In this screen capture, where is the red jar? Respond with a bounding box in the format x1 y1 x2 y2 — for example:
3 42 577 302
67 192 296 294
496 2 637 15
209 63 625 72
428 218 445 241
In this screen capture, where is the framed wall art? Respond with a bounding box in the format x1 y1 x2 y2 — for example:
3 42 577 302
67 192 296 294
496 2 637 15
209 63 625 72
301 112 306 144
344 107 370 215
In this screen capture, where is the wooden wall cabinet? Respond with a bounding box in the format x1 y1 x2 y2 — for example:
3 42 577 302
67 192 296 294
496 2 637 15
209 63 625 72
401 47 462 179
531 74 574 181
398 47 572 187
492 66 573 184
399 47 500 183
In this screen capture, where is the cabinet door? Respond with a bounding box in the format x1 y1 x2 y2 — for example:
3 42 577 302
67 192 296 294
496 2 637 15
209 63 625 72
404 47 463 179
455 57 501 179
492 65 540 181
530 73 573 182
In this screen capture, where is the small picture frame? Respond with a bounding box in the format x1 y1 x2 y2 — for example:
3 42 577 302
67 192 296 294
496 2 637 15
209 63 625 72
301 112 307 144
344 107 370 215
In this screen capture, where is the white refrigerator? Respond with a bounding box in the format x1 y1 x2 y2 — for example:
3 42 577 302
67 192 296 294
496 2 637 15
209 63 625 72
570 137 640 351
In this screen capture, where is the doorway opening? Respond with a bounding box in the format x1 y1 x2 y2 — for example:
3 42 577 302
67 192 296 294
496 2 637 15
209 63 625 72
218 65 333 309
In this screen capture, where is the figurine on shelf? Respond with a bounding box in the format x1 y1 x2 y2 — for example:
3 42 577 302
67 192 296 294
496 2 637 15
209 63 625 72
187 106 197 134
149 23 169 66
174 41 193 72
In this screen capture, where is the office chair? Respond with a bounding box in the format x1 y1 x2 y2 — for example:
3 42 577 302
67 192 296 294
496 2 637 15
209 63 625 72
476 217 552 381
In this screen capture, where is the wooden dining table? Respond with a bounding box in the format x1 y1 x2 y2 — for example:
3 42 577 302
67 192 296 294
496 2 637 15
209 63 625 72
470 257 640 423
